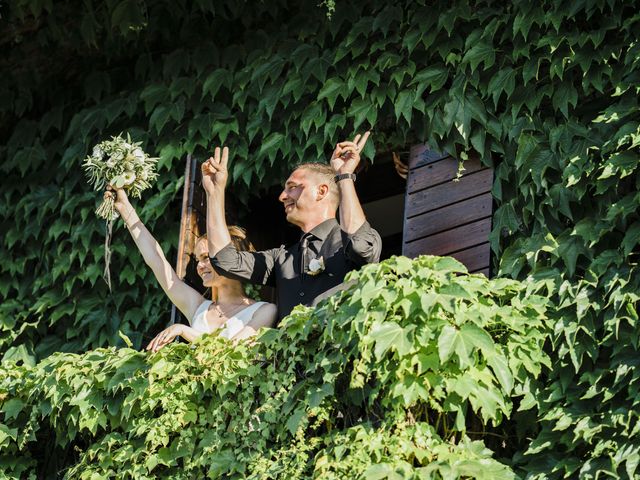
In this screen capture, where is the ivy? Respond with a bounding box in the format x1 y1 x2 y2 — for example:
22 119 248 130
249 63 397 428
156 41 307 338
1 0 639 477
0 256 551 477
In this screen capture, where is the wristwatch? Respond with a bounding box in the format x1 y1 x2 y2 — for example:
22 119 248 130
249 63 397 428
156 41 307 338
334 173 357 183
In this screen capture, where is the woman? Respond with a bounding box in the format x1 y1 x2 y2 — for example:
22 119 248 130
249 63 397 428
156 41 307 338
104 186 277 352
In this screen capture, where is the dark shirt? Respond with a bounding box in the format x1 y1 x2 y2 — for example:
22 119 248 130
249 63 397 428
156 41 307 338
210 218 382 321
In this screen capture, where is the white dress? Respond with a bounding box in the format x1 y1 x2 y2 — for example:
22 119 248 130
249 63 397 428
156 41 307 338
190 301 267 339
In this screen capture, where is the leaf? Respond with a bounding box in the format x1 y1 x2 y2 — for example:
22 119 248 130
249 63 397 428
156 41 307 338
462 42 495 72
368 322 413 359
0 424 18 449
363 463 396 480
410 65 448 95
487 354 514 394
622 222 640 255
111 0 146 35
460 323 495 356
300 102 323 136
598 152 637 180
515 133 539 170
438 323 492 368
349 98 375 130
118 330 133 348
286 407 306 434
394 89 415 123
552 82 578 118
438 324 458 364
1 399 25 420
488 67 516 108
317 78 346 110
202 69 230 100
259 132 285 159
149 105 171 134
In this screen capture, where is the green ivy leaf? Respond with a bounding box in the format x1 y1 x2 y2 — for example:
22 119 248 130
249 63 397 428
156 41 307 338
369 321 413 359
462 42 495 72
317 78 346 110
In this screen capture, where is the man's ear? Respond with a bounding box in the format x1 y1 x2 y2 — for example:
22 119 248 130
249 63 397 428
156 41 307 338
315 183 329 201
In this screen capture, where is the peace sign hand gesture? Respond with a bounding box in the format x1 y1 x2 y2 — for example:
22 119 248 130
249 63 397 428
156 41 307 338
330 131 371 175
202 146 229 195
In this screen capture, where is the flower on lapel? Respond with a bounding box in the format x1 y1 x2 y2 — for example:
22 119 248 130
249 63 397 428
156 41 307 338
307 256 325 276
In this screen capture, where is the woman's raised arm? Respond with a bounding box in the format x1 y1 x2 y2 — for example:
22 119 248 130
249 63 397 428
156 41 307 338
106 187 204 321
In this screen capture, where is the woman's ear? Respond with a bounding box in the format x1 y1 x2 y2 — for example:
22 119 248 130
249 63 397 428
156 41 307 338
316 183 329 200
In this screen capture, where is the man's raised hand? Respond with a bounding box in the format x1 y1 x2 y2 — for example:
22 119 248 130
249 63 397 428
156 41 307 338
330 131 371 175
202 146 229 194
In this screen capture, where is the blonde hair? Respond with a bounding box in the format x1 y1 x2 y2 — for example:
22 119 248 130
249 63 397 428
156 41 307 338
196 226 255 253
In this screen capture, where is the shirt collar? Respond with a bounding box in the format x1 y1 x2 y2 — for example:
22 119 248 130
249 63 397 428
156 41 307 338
302 218 338 242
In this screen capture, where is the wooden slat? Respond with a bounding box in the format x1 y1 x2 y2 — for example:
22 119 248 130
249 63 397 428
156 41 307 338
405 169 493 218
171 155 198 327
403 217 492 257
175 154 195 279
449 243 490 272
407 156 484 193
404 192 493 242
408 144 449 169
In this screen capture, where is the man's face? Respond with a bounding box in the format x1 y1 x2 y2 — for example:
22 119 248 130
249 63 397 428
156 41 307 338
278 168 317 227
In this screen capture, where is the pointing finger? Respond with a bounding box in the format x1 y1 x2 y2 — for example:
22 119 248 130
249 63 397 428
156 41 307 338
353 134 361 145
214 147 221 164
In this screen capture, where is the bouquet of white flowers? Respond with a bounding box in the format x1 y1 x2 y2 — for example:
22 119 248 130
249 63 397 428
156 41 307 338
83 134 158 289
83 134 158 220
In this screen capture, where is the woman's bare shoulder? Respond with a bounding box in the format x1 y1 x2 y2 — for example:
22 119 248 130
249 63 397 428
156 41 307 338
250 302 277 327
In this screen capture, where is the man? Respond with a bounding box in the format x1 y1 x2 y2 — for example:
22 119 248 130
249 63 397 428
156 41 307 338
202 132 382 321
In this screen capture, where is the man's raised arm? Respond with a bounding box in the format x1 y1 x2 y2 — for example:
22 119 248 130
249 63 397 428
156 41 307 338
330 132 370 234
202 146 278 285
330 131 382 264
202 146 232 255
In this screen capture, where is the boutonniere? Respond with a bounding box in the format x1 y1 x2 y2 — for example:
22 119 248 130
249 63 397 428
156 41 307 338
306 256 325 276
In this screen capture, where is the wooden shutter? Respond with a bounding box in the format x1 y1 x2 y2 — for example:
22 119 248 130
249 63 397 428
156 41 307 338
402 145 494 276
170 154 205 325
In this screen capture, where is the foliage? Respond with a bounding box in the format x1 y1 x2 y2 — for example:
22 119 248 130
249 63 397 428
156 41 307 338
0 256 551 478
1 0 640 477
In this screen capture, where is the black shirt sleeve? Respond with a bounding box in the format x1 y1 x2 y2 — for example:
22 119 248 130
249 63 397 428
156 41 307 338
341 221 382 266
210 242 282 287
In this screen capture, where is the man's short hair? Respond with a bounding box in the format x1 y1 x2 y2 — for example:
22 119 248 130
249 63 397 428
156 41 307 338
293 162 340 208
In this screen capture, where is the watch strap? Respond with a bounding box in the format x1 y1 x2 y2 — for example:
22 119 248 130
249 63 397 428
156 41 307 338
334 173 357 183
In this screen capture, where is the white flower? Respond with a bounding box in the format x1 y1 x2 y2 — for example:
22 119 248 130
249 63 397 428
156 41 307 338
307 256 325 276
133 148 145 161
122 171 136 186
106 158 116 168
92 146 104 159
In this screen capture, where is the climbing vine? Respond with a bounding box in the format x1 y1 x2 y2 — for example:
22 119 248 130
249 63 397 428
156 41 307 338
0 256 551 478
1 0 639 477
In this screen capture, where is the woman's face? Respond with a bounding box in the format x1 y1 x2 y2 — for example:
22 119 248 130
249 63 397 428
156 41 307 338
194 239 216 287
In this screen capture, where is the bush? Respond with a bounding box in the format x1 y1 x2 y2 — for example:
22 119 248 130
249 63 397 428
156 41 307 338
0 256 551 478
